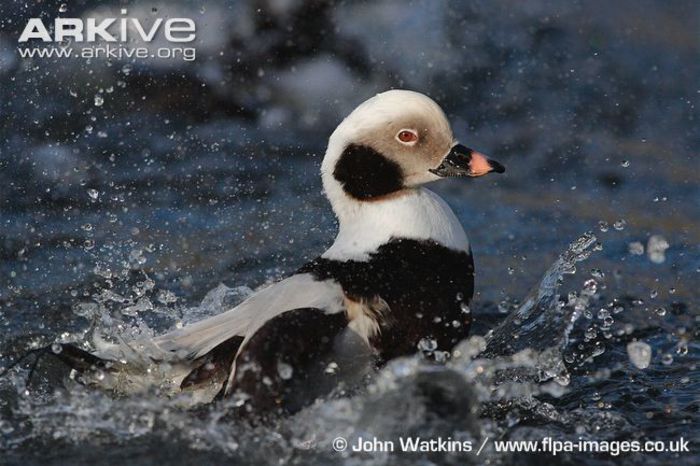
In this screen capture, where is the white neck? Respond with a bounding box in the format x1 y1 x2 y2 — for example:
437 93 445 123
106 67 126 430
319 106 469 261
321 178 470 261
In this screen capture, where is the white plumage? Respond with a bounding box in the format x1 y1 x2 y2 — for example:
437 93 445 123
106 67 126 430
322 187 469 260
153 274 345 360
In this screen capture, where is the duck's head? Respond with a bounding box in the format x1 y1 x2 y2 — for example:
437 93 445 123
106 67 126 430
321 90 504 204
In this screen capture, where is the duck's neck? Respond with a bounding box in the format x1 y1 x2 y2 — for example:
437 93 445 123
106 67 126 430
321 177 470 261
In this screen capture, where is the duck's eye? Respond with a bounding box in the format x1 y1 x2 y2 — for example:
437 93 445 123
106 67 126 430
396 129 419 145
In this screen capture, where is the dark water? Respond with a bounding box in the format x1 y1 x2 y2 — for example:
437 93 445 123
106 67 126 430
0 1 698 464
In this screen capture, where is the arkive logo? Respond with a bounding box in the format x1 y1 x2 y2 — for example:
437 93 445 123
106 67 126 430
19 10 195 43
16 8 197 61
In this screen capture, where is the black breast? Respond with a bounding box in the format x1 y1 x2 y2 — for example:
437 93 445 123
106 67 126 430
299 238 474 361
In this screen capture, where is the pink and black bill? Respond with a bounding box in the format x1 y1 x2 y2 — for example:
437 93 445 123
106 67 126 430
430 144 505 178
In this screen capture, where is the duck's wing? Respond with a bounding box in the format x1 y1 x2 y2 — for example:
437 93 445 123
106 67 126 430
152 273 347 361
225 307 370 415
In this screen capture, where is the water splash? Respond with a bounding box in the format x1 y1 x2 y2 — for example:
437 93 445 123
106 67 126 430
481 232 600 384
1 230 696 464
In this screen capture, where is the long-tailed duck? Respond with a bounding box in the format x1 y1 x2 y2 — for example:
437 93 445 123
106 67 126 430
46 90 505 416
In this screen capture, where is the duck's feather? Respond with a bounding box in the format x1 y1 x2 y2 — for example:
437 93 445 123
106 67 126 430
152 273 346 361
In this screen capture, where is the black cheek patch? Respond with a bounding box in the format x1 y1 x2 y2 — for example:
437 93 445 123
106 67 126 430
333 144 404 200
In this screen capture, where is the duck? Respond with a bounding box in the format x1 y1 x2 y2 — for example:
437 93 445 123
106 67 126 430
48 90 505 416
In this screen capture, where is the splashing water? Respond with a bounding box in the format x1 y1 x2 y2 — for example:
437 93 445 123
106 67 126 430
482 232 599 384
0 231 696 465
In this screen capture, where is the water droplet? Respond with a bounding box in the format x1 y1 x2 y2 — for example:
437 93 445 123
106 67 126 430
277 361 293 380
157 290 178 305
583 279 598 293
231 392 249 407
51 343 63 354
650 289 658 299
620 160 630 167
433 350 449 363
676 344 688 356
669 287 676 295
324 361 339 374
73 302 99 317
647 235 669 264
497 300 512 314
613 219 626 231
627 341 651 369
0 420 15 435
93 264 112 279
128 249 147 266
628 241 644 255
591 342 606 357
87 188 99 200
94 95 104 106
418 337 438 352
661 353 673 365
58 3 68 13
598 221 609 232
460 302 471 314
654 307 666 317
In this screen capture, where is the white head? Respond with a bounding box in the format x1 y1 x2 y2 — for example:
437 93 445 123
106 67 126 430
321 90 504 219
